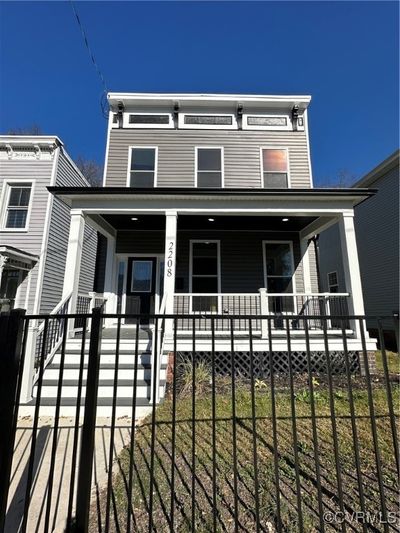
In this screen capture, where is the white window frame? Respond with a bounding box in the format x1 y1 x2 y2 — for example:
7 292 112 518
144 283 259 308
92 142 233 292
262 240 297 294
0 179 35 232
260 147 291 188
189 240 221 311
328 271 339 292
122 112 173 129
179 113 237 130
194 146 225 188
126 146 158 188
243 114 291 131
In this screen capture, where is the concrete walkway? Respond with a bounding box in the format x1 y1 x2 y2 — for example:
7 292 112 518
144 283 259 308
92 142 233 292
5 416 133 533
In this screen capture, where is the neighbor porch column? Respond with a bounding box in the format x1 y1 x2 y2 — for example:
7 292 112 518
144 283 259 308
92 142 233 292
62 210 85 334
103 235 117 327
338 212 365 337
163 211 178 333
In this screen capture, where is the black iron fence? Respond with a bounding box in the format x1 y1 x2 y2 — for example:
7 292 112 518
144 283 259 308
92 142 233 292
0 310 399 532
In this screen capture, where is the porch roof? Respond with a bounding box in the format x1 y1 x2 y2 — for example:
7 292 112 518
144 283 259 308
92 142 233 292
48 187 376 208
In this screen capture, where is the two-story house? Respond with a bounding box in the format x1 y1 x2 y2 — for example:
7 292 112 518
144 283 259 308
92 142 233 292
22 94 376 415
0 136 98 401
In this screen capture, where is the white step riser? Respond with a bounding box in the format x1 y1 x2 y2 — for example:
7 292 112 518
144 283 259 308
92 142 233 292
64 341 153 351
18 405 154 418
51 354 157 365
36 385 158 399
44 368 167 381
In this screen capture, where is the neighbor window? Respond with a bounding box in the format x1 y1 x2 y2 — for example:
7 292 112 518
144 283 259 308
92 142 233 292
247 116 287 127
3 183 32 229
196 148 223 187
328 271 339 293
261 149 289 188
185 115 232 126
190 241 220 312
129 114 170 125
129 148 156 187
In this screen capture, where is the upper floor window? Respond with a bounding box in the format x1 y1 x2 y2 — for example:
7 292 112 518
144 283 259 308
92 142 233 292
179 113 237 130
261 148 289 188
243 114 290 131
128 147 157 188
2 182 32 230
196 148 223 188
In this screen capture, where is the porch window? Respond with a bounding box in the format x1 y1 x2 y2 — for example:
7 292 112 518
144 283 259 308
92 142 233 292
190 241 220 312
3 183 32 229
264 241 295 312
196 148 223 188
261 149 289 188
129 147 157 188
328 271 339 293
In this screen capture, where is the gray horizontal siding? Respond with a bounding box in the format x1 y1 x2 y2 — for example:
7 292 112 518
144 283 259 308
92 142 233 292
0 158 54 313
116 230 304 293
106 129 311 188
318 163 399 331
40 151 96 313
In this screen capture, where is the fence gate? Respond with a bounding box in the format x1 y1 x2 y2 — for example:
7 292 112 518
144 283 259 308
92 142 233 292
0 309 399 533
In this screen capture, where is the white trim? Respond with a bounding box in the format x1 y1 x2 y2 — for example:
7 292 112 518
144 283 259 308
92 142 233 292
189 240 221 311
126 146 158 188
243 113 291 131
0 178 35 232
179 113 237 130
32 145 60 314
122 112 173 129
260 147 291 189
304 109 314 188
262 240 297 294
102 111 114 187
194 146 224 188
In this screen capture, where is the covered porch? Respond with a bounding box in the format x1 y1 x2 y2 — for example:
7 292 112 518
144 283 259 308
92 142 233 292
51 187 374 340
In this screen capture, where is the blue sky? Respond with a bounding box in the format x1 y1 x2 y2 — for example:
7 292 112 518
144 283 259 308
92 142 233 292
0 1 398 185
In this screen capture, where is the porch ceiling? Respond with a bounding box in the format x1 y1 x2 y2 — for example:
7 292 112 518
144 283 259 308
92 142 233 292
101 213 317 231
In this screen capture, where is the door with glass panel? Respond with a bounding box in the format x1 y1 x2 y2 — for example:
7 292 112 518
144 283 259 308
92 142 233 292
190 241 220 313
264 241 295 314
0 269 21 312
126 258 157 324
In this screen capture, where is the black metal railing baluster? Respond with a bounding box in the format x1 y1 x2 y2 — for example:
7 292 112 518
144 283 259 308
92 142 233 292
230 318 239 533
105 317 121 532
211 317 218 532
127 317 141 533
170 318 178 532
248 320 260 533
267 318 282 531
377 319 399 475
191 317 196 529
285 318 303 533
148 317 159 533
303 318 325 532
340 318 369 529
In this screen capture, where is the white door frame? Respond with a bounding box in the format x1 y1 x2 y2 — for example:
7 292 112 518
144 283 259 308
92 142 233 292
115 253 165 325
262 240 297 313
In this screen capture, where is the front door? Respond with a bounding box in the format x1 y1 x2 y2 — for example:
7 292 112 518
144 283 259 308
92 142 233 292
126 258 157 324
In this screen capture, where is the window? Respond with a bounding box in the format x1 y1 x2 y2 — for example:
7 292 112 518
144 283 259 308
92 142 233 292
130 261 153 292
196 148 223 188
3 183 32 229
128 148 157 187
190 241 220 312
129 114 170 125
261 148 289 188
179 113 237 129
263 241 295 312
328 271 339 293
246 116 288 129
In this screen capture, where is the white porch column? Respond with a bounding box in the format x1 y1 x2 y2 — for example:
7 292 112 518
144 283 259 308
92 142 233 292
163 211 178 334
104 235 117 327
62 210 85 334
300 239 312 294
338 212 365 336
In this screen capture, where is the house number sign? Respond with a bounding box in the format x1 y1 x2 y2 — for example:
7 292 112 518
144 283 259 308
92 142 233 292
167 241 174 277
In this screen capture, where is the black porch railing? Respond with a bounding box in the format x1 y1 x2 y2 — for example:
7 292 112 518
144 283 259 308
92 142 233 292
0 310 399 533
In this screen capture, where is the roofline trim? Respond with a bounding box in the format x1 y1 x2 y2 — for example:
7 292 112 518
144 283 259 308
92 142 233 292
352 149 399 189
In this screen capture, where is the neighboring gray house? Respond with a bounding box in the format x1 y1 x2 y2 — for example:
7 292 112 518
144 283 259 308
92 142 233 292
319 150 399 348
0 136 97 316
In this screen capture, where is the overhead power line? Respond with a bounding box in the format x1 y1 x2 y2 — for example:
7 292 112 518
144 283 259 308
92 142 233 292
69 0 109 118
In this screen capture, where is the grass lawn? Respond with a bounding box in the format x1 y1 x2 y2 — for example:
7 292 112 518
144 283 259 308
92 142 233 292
90 365 399 532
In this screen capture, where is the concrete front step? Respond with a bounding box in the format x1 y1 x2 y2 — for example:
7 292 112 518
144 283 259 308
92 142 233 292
44 366 167 381
36 382 166 399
